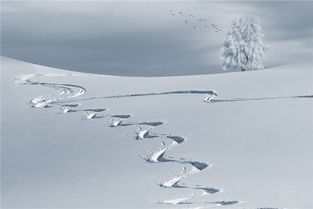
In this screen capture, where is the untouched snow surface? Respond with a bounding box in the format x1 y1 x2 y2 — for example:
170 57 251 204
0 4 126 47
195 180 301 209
1 56 313 209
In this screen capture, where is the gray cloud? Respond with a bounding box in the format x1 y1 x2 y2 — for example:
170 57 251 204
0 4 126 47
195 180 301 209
251 2 313 41
1 1 313 76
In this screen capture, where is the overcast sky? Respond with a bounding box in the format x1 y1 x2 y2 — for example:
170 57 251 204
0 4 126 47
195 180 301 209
1 1 313 76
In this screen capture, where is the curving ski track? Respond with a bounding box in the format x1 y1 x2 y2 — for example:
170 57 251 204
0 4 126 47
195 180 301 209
14 73 290 209
15 74 86 108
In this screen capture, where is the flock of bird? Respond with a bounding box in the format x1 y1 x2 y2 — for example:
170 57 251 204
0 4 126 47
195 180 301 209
169 9 222 32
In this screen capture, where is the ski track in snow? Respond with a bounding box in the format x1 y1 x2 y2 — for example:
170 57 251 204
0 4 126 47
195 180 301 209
56 90 222 104
14 72 291 208
15 73 86 108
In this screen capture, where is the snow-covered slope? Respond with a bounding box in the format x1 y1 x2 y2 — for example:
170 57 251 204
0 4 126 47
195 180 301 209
1 56 313 209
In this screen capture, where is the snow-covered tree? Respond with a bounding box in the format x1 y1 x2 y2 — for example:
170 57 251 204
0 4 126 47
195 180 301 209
221 16 266 72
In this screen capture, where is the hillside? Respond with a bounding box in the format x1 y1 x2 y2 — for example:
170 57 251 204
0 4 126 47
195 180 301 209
1 56 313 209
